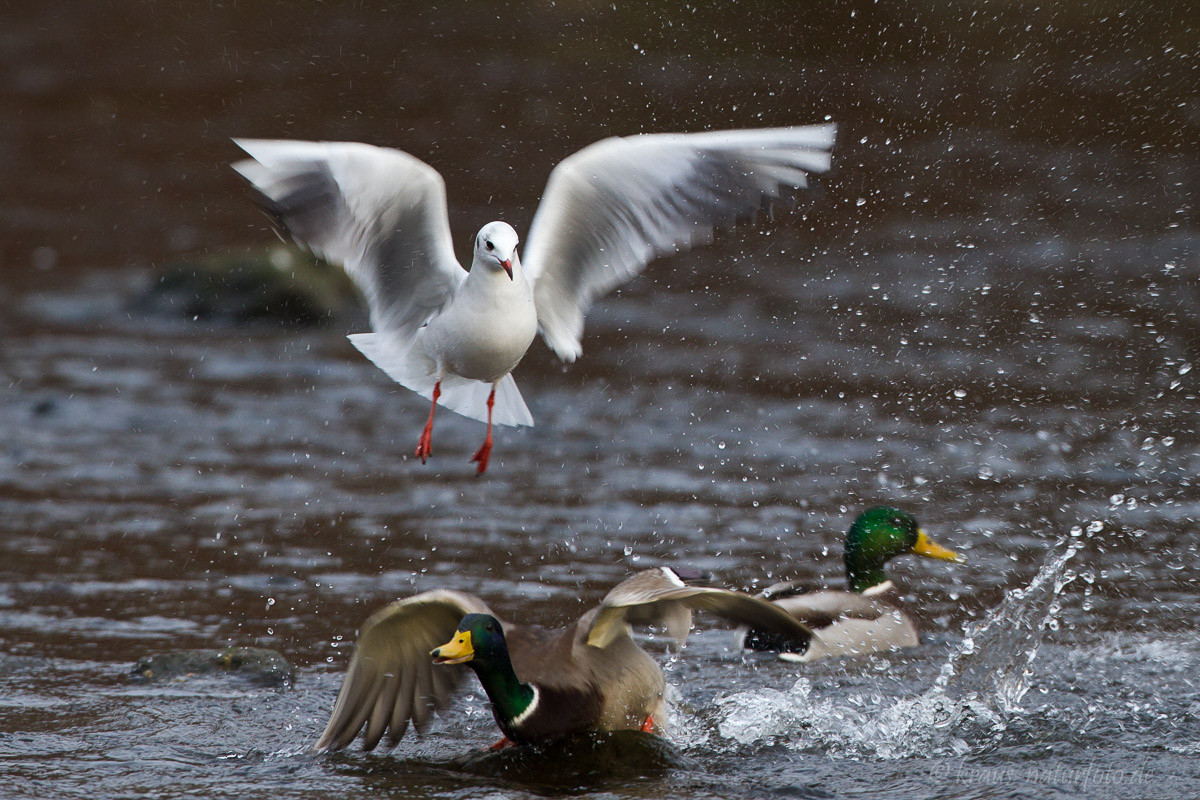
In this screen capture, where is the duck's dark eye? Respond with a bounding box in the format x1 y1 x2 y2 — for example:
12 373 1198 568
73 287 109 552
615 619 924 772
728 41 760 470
485 241 494 251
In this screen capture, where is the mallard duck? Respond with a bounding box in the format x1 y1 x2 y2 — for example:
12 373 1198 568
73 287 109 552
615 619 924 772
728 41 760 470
317 567 813 751
740 507 963 662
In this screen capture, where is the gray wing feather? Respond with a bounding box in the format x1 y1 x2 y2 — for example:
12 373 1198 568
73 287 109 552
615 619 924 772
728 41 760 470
524 124 836 361
430 662 457 709
411 660 434 733
757 579 821 602
315 589 492 752
771 589 895 624
584 567 813 650
232 139 465 345
363 670 403 750
385 664 417 747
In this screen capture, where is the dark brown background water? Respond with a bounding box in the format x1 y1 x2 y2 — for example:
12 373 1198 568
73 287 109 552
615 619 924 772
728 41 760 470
0 1 1197 798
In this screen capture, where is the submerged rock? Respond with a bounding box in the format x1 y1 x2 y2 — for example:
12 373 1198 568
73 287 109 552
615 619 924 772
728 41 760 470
137 247 358 324
130 646 293 687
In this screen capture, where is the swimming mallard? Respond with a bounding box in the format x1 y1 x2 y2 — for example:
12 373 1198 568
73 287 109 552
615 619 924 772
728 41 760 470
741 506 963 661
317 567 813 750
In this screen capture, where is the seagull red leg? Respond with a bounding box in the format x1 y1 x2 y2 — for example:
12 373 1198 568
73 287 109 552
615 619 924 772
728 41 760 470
470 385 497 474
415 381 440 463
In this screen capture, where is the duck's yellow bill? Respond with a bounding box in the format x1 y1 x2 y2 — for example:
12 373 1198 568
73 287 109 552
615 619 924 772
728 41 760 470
912 529 964 563
431 630 474 664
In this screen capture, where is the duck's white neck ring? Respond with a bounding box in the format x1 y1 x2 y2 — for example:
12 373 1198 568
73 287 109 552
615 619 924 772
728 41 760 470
509 684 540 727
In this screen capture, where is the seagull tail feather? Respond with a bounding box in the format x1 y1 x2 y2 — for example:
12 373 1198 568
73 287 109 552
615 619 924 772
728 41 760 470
348 333 534 428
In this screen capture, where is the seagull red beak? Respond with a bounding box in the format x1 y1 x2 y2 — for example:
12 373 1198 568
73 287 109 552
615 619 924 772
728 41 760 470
501 259 513 280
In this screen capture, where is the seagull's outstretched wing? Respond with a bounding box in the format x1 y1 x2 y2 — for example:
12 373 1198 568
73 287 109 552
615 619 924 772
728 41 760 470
233 140 465 344
581 567 813 651
522 124 836 361
316 590 493 752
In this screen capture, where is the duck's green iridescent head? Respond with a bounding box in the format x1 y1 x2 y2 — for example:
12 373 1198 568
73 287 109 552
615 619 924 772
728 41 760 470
843 507 963 593
430 613 509 667
431 613 535 724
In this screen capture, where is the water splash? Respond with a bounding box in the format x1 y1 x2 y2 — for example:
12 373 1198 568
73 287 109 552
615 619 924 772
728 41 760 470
715 535 1083 758
931 534 1082 710
715 677 1002 758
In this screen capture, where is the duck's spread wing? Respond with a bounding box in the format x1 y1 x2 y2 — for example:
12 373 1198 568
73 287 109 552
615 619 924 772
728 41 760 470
583 567 813 650
751 580 838 629
316 590 493 752
233 139 465 344
769 589 895 629
522 124 836 361
757 579 821 602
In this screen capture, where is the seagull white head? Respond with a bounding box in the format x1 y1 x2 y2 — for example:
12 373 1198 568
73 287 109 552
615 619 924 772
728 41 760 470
474 221 520 280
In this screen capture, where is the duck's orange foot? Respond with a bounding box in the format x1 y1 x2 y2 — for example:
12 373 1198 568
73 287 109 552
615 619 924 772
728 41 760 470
640 715 656 733
486 736 516 751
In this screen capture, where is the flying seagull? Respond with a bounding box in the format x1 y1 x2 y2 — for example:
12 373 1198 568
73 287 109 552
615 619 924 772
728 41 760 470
232 124 835 473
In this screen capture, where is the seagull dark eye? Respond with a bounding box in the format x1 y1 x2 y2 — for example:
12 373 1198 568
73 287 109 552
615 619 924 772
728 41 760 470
485 241 494 251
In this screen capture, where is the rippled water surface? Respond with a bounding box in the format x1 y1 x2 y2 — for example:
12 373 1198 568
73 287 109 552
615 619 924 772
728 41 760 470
1 1 1197 798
